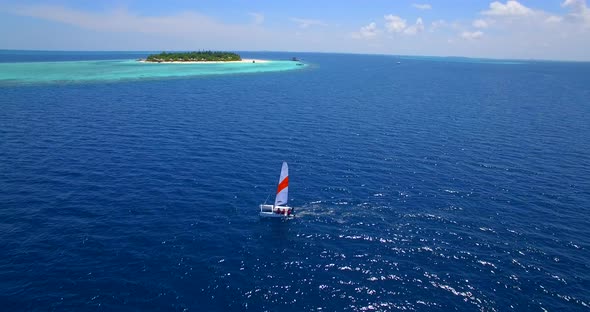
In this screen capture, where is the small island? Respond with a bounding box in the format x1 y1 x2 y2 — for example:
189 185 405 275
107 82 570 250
145 51 242 63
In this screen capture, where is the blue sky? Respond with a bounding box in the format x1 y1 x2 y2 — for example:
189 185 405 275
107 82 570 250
1 0 589 60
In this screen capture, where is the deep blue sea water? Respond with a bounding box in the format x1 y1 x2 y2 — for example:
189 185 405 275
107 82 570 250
1 51 589 311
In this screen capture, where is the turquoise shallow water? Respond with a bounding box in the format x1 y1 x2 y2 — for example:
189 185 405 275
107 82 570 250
0 59 303 85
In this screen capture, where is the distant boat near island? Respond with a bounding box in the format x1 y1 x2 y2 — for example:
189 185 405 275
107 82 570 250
291 57 305 65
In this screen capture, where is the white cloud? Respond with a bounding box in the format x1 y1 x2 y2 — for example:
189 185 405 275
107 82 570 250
482 1 533 16
562 0 586 10
8 5 234 35
249 12 264 25
384 15 407 33
429 19 448 32
404 18 425 35
473 19 489 28
3 4 291 50
562 0 590 26
479 0 589 28
289 17 327 28
413 4 432 10
352 22 378 39
545 15 563 23
384 15 424 35
461 31 484 40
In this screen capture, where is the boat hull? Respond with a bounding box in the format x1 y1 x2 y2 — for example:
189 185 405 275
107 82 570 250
259 204 293 219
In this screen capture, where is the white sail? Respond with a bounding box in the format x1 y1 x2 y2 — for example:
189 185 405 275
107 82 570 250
274 162 289 206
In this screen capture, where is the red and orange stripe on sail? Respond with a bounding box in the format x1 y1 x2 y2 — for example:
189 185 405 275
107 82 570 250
276 176 289 194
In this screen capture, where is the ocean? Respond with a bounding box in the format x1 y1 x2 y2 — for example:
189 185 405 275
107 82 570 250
1 51 589 311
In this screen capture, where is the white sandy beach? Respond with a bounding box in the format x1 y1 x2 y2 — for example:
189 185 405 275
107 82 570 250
138 59 269 64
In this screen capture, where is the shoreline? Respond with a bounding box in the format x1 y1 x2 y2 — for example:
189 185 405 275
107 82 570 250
138 59 270 64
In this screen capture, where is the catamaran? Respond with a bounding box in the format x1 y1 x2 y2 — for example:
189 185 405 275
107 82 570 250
260 162 293 218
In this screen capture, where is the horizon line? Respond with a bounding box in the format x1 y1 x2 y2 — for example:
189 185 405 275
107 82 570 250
1 49 589 63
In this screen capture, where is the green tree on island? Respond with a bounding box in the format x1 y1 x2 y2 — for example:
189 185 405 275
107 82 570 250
146 51 242 62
